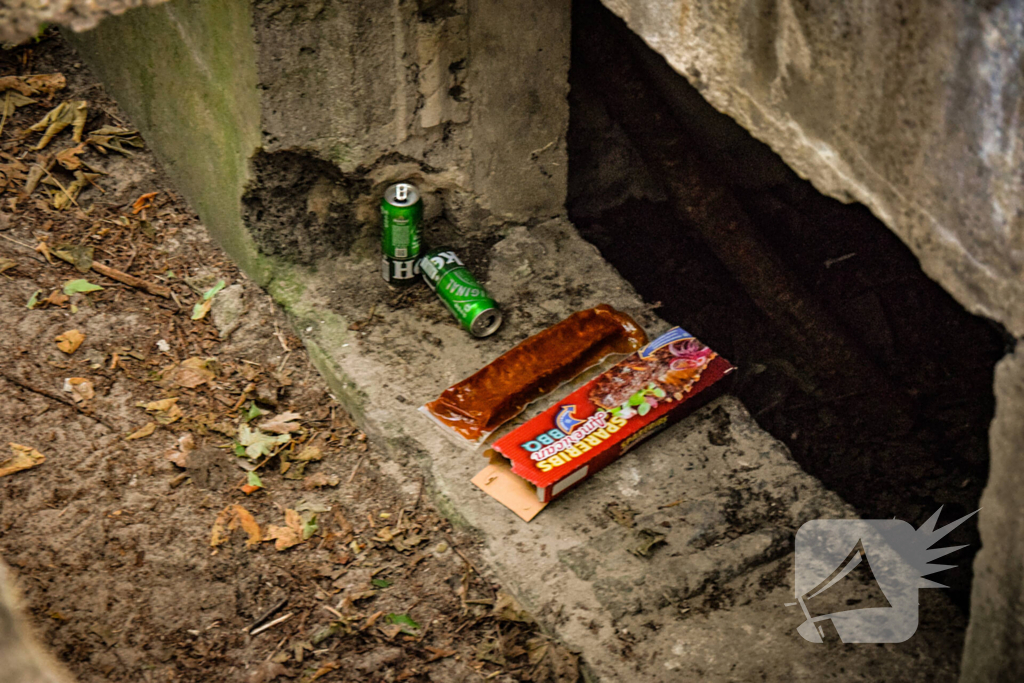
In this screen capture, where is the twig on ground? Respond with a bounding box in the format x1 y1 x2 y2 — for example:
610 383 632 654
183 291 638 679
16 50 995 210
51 247 172 298
249 612 294 637
444 533 496 601
42 167 80 209
0 233 47 261
247 597 289 634
347 454 366 484
0 369 119 432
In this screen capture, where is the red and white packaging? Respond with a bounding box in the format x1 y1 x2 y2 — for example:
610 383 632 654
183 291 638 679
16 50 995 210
473 327 734 521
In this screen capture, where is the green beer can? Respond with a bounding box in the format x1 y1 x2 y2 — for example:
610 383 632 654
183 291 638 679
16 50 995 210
420 248 503 338
380 182 423 285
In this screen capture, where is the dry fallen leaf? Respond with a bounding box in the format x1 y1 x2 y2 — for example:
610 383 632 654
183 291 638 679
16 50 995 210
138 397 183 425
160 357 217 389
85 126 143 156
125 422 157 441
55 329 85 354
31 100 87 150
294 445 323 461
0 257 17 275
0 91 35 119
211 504 262 549
25 166 45 196
49 170 98 210
55 142 88 171
260 411 303 435
264 508 304 551
44 290 69 307
191 298 212 321
0 74 66 97
0 443 45 478
131 191 159 215
302 473 341 489
163 432 194 466
62 377 94 404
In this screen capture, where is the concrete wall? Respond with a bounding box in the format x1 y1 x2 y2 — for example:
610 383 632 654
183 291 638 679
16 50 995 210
594 0 1024 678
66 0 268 279
600 0 1024 339
68 0 570 273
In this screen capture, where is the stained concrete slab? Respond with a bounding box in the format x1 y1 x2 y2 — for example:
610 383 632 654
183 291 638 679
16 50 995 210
274 217 965 681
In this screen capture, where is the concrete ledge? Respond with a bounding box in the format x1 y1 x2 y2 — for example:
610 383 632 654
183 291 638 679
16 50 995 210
271 217 964 680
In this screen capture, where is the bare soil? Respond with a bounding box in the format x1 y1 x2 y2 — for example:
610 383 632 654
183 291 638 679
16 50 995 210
0 31 578 683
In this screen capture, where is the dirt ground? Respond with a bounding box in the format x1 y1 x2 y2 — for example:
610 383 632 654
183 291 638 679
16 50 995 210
0 32 578 683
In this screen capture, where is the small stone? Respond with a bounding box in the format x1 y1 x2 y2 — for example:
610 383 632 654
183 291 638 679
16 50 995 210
210 284 246 339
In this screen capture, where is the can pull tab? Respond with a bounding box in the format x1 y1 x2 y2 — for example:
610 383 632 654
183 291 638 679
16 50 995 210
395 183 409 202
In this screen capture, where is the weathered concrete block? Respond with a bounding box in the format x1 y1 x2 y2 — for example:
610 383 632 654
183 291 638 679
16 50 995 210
599 0 1024 339
283 216 965 681
68 0 568 280
962 343 1024 682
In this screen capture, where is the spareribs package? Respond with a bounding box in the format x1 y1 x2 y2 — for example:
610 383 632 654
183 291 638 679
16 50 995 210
475 327 734 520
420 305 647 447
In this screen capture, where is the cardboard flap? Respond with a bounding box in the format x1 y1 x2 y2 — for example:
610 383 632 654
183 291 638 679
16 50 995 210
472 451 547 522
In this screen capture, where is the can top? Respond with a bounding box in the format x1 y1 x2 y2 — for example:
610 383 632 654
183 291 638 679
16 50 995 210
471 307 503 338
384 182 420 207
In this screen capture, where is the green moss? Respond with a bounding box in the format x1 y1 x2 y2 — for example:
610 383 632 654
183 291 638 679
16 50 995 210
65 0 263 280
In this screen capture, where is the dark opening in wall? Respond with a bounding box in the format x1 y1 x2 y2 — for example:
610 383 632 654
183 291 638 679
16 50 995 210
568 0 1008 614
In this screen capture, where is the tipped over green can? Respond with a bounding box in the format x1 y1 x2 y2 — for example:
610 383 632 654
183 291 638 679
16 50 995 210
419 248 502 338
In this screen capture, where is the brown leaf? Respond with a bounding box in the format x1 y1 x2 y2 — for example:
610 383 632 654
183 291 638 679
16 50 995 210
0 74 66 97
210 504 262 549
0 77 35 96
31 101 87 150
25 166 45 196
1 91 35 117
163 432 194 465
0 257 17 274
264 508 304 551
138 397 183 425
493 591 533 624
294 446 323 461
55 329 85 354
24 73 66 96
85 127 143 156
161 357 217 389
0 443 45 478
303 473 340 490
125 422 157 442
260 411 303 434
44 290 69 307
63 377 94 404
55 143 88 171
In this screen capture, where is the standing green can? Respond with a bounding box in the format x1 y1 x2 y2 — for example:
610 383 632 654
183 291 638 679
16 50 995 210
380 182 423 284
420 248 503 338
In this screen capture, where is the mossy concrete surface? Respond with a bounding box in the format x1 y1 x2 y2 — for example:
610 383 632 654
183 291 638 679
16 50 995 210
64 0 274 285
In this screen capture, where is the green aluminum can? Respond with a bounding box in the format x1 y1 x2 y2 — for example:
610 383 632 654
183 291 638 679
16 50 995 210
420 248 503 338
380 182 423 285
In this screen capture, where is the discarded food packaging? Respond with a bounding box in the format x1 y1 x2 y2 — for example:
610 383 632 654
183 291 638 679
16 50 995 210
420 304 646 446
477 327 734 521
